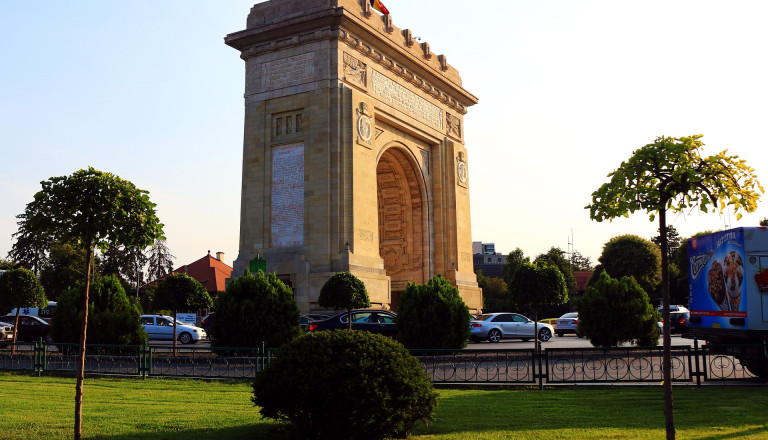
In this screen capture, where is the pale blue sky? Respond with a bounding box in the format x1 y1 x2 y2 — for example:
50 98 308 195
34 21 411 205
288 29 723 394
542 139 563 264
2 1 766 270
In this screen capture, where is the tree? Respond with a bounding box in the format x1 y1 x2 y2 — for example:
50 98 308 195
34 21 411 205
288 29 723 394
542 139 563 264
8 217 50 275
51 275 146 346
0 267 47 353
318 272 371 330
13 167 163 440
535 246 576 293
507 261 568 352
476 272 510 312
40 240 97 302
586 135 763 440
570 251 594 271
501 248 529 285
576 271 659 347
146 239 175 281
652 225 682 261
760 218 768 227
101 243 148 296
153 273 212 354
396 274 470 349
597 234 662 300
210 270 301 349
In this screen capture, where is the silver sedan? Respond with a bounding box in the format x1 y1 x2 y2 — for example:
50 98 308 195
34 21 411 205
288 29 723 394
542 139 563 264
470 313 554 343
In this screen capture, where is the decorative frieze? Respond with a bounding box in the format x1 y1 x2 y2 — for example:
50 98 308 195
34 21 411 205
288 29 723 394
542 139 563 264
261 52 315 89
372 70 443 129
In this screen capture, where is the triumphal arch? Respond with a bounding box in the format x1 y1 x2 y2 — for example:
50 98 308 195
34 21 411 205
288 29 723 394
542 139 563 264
226 0 482 313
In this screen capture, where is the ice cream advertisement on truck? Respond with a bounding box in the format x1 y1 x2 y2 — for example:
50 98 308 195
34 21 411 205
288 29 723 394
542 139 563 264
688 227 768 332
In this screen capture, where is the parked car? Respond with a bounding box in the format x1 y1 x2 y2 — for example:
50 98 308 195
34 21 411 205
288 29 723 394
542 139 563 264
470 313 554 343
140 315 207 344
303 313 331 322
200 313 214 331
0 321 13 341
555 312 579 337
667 311 690 334
0 315 51 342
308 310 397 337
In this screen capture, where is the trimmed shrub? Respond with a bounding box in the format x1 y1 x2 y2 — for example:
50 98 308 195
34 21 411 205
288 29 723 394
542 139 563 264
252 330 437 440
51 275 146 345
396 274 470 349
576 271 659 347
209 270 300 348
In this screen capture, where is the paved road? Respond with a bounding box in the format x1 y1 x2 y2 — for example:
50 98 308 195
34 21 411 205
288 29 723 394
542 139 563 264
465 334 695 350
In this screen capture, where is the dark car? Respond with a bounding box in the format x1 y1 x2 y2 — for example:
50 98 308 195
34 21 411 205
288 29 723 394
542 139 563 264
0 315 51 342
668 311 690 334
200 313 214 331
308 310 397 337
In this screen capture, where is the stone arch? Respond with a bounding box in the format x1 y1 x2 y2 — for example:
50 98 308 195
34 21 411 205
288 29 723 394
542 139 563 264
376 143 430 309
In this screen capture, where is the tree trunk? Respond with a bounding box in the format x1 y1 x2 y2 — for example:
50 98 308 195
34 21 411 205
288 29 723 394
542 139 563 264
11 309 20 355
659 209 675 439
74 243 93 440
173 310 177 357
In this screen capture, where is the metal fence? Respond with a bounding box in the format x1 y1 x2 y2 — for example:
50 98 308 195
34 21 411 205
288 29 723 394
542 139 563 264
0 339 765 385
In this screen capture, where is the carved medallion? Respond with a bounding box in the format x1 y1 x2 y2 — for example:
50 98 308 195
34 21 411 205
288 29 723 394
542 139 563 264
457 151 468 186
356 102 372 147
383 248 402 273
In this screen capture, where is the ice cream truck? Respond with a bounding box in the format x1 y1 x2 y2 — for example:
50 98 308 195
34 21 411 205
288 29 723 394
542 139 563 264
687 227 768 377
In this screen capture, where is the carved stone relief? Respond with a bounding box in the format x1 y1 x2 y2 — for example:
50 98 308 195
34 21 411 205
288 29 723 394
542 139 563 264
356 102 372 147
446 113 461 139
456 151 468 187
343 52 367 88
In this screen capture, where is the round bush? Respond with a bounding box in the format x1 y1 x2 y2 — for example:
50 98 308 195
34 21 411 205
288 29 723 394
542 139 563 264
210 270 300 349
252 330 437 440
396 274 470 349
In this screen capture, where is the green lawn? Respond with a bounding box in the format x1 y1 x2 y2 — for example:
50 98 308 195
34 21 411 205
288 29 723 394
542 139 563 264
1 372 767 439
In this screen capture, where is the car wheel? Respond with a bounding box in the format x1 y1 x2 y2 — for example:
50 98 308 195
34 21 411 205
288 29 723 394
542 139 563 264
178 332 192 344
538 328 552 342
487 329 502 343
556 331 564 337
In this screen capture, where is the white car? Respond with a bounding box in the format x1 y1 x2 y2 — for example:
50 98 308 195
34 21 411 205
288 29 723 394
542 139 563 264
556 312 579 337
470 313 554 343
140 315 206 344
0 321 13 340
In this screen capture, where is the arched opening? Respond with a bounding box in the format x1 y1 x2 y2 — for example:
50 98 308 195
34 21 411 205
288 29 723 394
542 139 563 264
376 146 428 310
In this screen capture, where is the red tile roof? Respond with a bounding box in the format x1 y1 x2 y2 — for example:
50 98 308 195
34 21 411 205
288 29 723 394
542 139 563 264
144 252 233 294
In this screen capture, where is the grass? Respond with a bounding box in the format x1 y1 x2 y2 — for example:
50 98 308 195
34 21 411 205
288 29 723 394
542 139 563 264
1 372 767 439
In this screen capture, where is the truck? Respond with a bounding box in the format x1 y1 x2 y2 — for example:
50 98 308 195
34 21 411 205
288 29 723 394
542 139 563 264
687 227 768 378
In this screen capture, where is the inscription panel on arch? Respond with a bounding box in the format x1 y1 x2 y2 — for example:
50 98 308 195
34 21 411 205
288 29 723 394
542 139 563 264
271 143 304 247
262 52 315 89
371 70 443 129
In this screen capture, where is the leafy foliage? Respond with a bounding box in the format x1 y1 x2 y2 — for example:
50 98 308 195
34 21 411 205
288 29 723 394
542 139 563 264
501 248 529 285
8 217 51 275
587 135 762 224
597 234 661 300
252 330 437 440
12 166 164 440
51 275 146 345
476 272 510 312
146 239 175 282
210 270 301 349
576 271 659 347
39 240 96 302
0 267 47 316
101 243 147 289
570 251 594 271
318 272 371 329
153 273 212 314
534 247 576 292
652 225 681 261
508 261 568 319
396 274 470 349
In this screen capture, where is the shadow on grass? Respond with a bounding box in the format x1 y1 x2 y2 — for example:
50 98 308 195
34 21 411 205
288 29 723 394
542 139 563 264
85 422 293 440
410 386 768 437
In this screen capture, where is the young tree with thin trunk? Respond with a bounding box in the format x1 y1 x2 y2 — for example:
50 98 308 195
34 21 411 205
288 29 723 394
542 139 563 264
153 273 212 355
586 135 762 440
13 167 163 440
0 267 47 354
318 272 370 330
